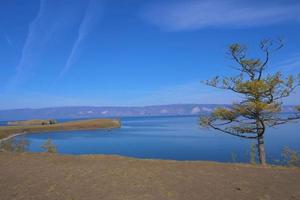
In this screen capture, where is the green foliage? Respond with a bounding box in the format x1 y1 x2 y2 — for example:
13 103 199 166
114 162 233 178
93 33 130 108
49 119 57 125
0 140 14 152
213 107 237 121
200 116 210 128
14 139 30 152
0 139 29 152
281 147 300 167
41 139 57 153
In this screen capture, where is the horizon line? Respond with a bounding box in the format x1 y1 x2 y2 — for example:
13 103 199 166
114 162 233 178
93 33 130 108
1 103 299 111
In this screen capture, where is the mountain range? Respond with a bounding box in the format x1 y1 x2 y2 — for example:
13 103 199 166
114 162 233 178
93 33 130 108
0 104 298 121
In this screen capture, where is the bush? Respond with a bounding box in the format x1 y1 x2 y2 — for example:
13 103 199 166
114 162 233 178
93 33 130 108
0 139 29 152
41 139 57 153
281 147 300 167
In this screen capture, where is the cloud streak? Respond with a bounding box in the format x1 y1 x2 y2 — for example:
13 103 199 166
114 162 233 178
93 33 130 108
7 0 92 89
129 81 240 106
4 33 14 48
58 0 103 78
273 53 300 74
8 0 47 88
142 0 300 31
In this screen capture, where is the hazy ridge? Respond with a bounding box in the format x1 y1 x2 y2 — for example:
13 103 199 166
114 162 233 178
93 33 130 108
0 104 297 121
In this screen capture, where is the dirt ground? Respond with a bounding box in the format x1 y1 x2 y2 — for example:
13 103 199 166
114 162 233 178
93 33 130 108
0 152 299 200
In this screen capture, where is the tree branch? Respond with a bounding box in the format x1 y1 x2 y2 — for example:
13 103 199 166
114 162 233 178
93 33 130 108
207 123 258 139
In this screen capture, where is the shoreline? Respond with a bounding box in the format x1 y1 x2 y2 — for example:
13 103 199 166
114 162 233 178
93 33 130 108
0 126 116 143
0 132 26 143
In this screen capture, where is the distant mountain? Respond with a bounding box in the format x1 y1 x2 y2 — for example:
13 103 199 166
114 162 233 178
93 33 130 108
0 104 297 121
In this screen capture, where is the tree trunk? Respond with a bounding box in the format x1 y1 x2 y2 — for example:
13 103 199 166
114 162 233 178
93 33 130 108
257 136 267 165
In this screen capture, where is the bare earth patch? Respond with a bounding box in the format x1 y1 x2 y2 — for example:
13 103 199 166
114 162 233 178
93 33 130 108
0 152 299 200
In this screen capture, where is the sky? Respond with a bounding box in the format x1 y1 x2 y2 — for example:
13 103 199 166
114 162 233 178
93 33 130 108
0 0 300 109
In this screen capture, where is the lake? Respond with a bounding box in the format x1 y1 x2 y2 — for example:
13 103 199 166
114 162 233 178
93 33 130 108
13 116 300 163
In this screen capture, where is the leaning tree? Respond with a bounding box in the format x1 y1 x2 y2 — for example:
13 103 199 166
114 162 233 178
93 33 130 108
200 39 300 165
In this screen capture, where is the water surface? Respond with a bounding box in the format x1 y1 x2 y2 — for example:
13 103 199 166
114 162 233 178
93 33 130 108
13 116 300 163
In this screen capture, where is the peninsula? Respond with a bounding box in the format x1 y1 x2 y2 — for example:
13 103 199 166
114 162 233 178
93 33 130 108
0 118 121 140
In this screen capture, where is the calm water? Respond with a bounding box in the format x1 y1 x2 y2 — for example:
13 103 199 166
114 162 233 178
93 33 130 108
13 116 300 163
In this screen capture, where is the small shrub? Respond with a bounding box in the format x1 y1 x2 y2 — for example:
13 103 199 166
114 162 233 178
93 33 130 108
49 120 57 125
230 152 237 163
281 147 300 167
41 139 57 153
14 139 29 152
0 139 14 152
0 139 29 152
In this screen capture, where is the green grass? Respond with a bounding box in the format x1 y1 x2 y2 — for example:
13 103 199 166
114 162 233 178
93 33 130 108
0 118 121 139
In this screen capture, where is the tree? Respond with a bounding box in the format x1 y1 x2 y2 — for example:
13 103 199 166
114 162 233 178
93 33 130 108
49 119 57 125
42 139 57 153
200 39 300 165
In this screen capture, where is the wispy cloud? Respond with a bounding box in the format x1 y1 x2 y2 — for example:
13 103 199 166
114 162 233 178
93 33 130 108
130 76 299 106
58 0 103 78
4 33 14 48
7 0 92 89
129 81 240 106
142 0 300 31
8 0 47 88
275 53 300 73
0 91 97 109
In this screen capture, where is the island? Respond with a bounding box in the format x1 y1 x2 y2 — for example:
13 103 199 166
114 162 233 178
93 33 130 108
0 118 121 140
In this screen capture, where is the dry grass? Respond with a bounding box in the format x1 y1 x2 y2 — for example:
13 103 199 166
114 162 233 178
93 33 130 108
0 152 299 200
8 119 56 126
0 119 121 139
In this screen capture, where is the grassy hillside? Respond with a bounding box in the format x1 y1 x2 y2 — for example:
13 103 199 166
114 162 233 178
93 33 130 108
0 119 121 139
0 152 299 200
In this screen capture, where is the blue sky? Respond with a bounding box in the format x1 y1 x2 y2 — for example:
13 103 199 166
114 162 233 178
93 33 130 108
0 0 300 109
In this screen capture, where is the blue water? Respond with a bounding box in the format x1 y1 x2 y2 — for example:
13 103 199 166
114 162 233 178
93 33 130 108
13 116 300 163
